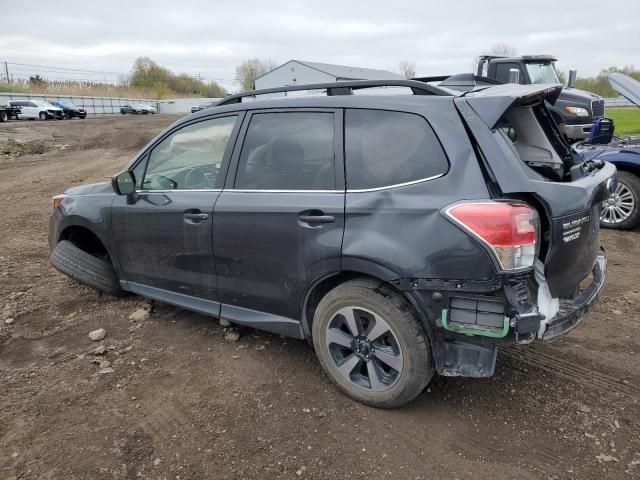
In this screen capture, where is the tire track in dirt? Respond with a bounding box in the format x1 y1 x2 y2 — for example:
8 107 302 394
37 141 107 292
502 345 638 396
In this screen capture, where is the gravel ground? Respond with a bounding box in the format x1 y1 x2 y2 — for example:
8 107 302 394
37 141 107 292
1 115 639 480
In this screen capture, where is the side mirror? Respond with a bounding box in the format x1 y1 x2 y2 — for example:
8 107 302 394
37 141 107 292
112 171 136 195
568 69 577 89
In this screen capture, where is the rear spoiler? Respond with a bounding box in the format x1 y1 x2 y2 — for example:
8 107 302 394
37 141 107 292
413 73 504 92
462 83 564 129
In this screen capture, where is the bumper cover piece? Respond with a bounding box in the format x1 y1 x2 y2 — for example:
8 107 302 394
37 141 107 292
542 249 606 341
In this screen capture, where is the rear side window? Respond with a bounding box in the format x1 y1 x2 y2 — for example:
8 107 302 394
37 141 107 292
234 112 336 190
345 109 448 190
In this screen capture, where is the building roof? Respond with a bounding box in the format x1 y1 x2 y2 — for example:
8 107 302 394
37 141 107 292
296 60 403 80
256 59 404 82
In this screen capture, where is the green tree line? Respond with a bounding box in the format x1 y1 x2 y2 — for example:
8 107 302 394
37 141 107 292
570 65 639 98
128 57 227 98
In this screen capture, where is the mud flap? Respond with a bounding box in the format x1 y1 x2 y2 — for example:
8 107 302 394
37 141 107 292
438 340 497 377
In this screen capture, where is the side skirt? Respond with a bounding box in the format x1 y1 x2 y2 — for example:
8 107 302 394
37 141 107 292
121 281 305 339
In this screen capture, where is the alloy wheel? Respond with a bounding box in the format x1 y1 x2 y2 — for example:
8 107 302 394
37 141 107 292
325 306 403 392
601 181 635 225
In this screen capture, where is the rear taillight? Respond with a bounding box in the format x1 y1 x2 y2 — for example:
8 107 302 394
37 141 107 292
444 201 539 271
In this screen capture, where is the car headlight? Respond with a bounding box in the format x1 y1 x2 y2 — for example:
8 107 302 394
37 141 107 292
565 106 590 117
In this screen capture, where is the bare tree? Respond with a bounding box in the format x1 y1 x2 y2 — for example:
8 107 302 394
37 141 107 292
398 60 416 79
473 43 518 75
235 58 277 91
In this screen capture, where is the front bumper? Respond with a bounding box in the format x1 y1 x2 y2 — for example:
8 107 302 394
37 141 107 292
541 248 607 341
562 122 595 139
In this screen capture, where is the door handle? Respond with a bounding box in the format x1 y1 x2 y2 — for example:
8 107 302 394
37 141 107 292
298 214 335 224
183 210 209 224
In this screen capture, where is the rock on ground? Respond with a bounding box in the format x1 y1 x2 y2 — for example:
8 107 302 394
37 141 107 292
129 308 150 322
88 328 106 341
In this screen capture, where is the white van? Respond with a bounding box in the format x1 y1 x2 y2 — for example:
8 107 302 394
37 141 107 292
7 100 63 120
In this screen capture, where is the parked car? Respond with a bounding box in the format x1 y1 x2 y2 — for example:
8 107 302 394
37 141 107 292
49 78 614 408
475 55 606 141
51 101 87 119
7 100 63 120
190 101 216 114
120 104 156 115
573 73 640 230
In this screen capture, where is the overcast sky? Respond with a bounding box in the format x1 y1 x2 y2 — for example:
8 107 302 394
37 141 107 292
1 0 638 90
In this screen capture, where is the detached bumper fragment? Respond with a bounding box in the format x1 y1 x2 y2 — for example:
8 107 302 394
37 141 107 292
542 249 606 341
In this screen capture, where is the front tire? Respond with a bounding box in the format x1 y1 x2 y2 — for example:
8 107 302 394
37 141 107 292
600 171 640 230
50 240 125 297
312 278 433 408
0 111 7 122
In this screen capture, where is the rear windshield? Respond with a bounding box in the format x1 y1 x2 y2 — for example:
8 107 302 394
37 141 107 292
345 109 448 190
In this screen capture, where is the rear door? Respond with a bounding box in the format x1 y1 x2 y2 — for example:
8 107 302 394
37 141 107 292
111 114 242 302
213 109 345 323
456 85 616 297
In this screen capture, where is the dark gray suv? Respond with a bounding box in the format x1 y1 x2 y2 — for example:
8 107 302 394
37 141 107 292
49 79 614 408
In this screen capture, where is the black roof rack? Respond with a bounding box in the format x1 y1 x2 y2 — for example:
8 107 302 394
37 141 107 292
216 79 451 106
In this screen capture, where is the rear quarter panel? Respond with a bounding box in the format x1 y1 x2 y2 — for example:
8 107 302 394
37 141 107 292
342 98 497 281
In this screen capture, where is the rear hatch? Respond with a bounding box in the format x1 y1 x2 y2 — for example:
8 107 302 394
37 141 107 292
455 83 616 298
609 72 640 108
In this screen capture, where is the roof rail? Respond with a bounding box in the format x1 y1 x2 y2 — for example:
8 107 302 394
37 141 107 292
216 79 451 106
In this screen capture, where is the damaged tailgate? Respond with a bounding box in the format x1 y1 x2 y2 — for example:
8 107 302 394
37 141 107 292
455 83 616 298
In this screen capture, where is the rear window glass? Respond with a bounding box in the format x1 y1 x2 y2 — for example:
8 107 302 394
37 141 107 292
234 112 336 190
345 109 448 190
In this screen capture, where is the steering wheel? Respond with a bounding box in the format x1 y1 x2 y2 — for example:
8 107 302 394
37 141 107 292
184 164 218 189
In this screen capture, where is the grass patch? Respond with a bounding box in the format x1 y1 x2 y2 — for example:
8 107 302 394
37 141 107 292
1 138 61 157
606 107 640 135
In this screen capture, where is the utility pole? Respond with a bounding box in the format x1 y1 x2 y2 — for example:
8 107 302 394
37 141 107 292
4 62 9 83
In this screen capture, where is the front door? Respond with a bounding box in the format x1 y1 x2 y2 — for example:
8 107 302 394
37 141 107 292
214 110 345 321
111 114 241 302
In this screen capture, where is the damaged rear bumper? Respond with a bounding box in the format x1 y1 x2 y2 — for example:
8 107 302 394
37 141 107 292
400 248 607 378
541 248 606 341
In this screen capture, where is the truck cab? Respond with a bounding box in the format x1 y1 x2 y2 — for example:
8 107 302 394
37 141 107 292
478 55 605 141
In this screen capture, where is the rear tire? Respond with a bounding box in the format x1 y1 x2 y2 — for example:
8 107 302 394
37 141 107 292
312 278 433 408
39 112 47 120
50 240 126 297
600 171 640 230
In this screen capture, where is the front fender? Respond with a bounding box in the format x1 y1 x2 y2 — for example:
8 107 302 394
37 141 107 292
49 193 119 273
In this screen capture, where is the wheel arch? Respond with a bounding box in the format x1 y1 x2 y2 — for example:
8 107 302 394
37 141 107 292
300 267 437 353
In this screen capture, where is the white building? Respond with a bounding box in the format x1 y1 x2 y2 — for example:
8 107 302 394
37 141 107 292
254 60 404 90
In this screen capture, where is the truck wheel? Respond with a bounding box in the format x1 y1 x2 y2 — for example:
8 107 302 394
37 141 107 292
39 112 47 120
312 278 434 408
0 111 7 122
50 240 126 297
600 171 640 230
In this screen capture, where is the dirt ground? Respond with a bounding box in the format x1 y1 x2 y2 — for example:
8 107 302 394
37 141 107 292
1 115 639 480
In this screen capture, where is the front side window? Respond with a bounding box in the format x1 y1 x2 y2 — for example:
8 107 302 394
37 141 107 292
234 112 336 190
345 109 448 190
142 115 237 190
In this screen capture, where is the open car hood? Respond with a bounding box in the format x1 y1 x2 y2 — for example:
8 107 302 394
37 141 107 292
609 73 640 108
462 83 563 129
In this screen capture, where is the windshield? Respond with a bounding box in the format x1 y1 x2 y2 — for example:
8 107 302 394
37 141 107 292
525 62 560 84
56 101 73 107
